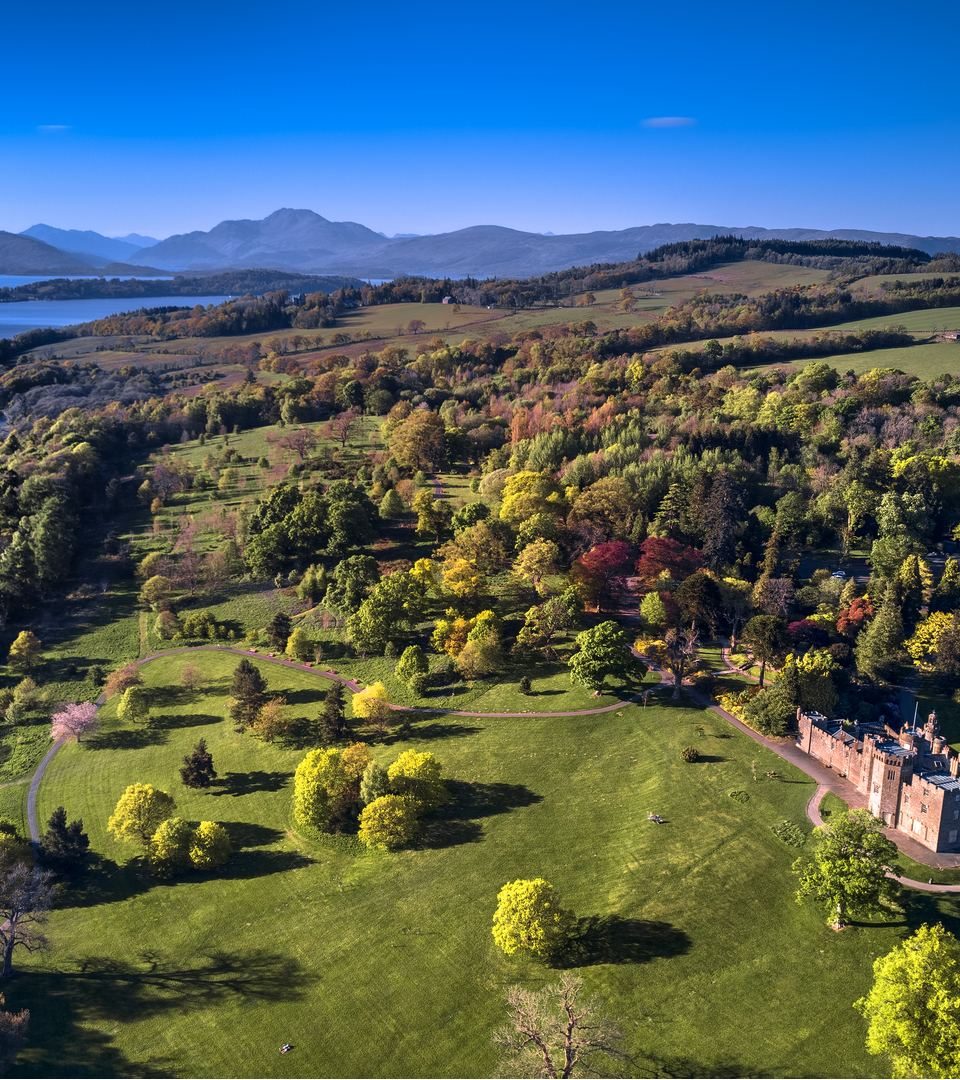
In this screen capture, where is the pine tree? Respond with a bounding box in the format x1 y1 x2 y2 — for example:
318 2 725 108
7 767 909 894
230 659 268 730
319 682 348 743
39 806 89 873
932 557 960 612
267 612 292 651
855 584 906 682
180 739 217 788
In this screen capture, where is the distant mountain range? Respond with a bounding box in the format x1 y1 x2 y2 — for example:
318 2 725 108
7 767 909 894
21 224 158 266
3 209 960 280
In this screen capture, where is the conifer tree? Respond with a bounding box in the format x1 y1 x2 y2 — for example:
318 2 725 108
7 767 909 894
180 739 217 788
39 807 89 873
855 584 906 682
230 659 268 730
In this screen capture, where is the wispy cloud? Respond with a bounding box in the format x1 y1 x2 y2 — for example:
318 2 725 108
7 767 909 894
37 124 71 133
642 116 696 129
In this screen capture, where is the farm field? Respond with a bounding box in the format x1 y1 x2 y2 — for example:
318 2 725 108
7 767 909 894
770 340 960 378
20 649 951 1079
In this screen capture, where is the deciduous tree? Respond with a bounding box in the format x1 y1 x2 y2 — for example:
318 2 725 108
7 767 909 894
50 701 98 743
855 922 960 1079
496 974 623 1080
358 794 422 850
0 863 54 978
569 621 639 692
492 878 573 960
107 783 176 853
793 809 898 928
7 631 40 672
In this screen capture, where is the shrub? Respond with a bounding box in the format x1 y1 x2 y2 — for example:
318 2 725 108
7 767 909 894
357 794 422 850
680 746 700 763
771 820 806 848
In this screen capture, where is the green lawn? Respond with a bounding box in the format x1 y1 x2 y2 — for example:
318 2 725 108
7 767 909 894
15 650 959 1078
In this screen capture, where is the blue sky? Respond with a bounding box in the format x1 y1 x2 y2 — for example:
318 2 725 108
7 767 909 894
3 0 958 238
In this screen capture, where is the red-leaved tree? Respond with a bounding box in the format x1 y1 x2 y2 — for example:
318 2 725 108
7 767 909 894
837 597 875 638
50 702 98 744
571 541 633 611
635 537 703 586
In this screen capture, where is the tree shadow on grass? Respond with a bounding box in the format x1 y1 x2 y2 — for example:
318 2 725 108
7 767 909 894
210 769 292 797
283 687 327 706
554 915 692 968
687 755 726 764
56 841 310 911
147 685 202 708
149 712 220 731
222 821 284 848
389 721 483 743
632 1051 776 1078
443 780 543 818
14 947 311 1075
416 780 542 850
85 727 166 750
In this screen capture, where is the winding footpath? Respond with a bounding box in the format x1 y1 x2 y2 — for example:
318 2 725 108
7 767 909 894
25 644 960 892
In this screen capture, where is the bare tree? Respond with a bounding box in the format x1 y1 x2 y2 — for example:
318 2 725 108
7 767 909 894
0 864 56 977
277 426 320 461
659 626 701 699
495 974 623 1078
327 409 360 448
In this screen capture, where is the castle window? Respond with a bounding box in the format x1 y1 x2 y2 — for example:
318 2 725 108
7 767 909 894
887 770 895 780
921 803 928 814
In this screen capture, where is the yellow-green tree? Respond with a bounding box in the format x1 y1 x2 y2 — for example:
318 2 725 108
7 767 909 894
138 574 173 610
387 750 447 809
292 744 370 832
358 794 422 850
7 631 41 672
189 821 232 869
149 817 194 876
855 923 960 1078
117 686 150 726
107 784 175 853
351 681 391 720
285 627 313 662
906 611 957 672
492 878 573 959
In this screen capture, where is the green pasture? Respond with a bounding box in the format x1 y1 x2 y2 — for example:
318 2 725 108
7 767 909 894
15 650 960 1078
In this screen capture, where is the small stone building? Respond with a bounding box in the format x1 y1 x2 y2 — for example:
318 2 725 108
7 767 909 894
797 709 960 852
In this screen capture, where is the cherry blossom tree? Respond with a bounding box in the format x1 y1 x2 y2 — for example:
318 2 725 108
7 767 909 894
50 702 98 743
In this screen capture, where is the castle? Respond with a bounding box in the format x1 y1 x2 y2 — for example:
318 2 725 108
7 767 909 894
796 708 960 853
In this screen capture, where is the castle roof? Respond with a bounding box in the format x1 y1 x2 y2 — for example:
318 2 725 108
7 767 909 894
920 772 960 792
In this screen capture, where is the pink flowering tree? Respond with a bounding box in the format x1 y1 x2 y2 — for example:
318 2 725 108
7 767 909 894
50 702 98 743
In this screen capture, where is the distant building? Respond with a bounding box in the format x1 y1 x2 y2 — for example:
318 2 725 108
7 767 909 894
441 295 455 304
797 708 960 852
289 292 306 306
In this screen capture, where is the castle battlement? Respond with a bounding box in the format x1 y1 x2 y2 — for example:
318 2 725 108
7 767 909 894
797 708 960 853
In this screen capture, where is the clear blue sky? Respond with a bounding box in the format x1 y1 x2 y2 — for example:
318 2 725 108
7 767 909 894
3 0 958 239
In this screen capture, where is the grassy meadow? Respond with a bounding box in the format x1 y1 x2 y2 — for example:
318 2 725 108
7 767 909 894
18 649 957 1078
